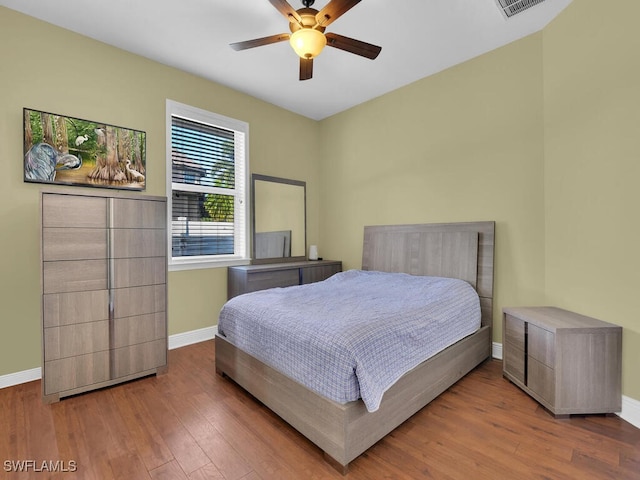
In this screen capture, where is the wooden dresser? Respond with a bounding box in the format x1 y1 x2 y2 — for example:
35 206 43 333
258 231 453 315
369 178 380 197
41 190 168 403
227 260 342 299
502 306 622 417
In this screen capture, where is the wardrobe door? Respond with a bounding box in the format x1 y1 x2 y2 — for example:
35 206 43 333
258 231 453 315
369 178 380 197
110 198 167 379
41 194 110 399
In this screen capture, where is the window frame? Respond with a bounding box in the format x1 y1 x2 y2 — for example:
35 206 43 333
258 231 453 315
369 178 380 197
166 99 250 271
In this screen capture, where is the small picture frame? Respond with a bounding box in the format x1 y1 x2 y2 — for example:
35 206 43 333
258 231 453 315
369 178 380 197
23 108 146 191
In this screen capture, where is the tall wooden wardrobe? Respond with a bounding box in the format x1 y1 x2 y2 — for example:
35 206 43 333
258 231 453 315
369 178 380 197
40 190 168 403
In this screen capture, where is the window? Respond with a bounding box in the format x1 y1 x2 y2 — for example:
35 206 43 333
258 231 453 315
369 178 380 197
166 100 250 270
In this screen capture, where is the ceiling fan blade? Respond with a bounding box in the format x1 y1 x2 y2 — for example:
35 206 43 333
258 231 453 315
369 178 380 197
230 33 290 51
300 57 313 81
316 0 361 27
268 0 302 24
325 32 381 59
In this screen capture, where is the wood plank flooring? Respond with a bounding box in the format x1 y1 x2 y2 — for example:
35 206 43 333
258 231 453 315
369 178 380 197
1 340 638 479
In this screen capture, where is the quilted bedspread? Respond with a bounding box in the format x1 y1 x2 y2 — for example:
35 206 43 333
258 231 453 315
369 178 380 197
218 269 481 412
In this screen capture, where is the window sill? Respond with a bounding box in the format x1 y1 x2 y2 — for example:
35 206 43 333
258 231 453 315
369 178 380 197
168 257 251 272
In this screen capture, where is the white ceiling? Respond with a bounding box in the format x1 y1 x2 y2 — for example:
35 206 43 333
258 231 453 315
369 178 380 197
0 0 572 120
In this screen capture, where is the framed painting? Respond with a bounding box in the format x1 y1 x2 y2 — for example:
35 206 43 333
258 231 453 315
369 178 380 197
23 108 146 190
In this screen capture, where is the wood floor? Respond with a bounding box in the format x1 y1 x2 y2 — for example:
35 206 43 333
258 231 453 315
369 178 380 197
1 341 638 480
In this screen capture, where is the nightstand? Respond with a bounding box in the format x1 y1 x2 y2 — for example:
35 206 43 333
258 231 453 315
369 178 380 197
502 306 622 417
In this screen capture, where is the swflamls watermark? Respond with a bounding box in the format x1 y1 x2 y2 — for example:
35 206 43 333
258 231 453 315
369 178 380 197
4 460 77 473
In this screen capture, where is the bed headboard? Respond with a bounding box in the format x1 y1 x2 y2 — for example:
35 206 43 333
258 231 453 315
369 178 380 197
362 221 495 327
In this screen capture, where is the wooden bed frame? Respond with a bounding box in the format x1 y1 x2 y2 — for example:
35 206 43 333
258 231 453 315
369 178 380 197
215 221 495 473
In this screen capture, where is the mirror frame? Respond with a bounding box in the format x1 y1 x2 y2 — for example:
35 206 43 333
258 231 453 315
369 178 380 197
251 173 307 265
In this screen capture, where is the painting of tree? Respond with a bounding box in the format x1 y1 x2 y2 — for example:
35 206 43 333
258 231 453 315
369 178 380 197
23 108 146 190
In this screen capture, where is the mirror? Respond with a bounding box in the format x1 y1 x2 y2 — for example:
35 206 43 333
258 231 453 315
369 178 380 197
251 174 306 264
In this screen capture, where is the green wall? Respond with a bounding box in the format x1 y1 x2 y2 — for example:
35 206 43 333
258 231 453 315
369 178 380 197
317 0 640 402
0 7 322 376
543 0 640 400
318 33 547 346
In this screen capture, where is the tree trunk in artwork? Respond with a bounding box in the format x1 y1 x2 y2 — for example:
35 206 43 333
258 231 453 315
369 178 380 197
24 110 32 153
119 130 133 182
133 132 144 174
88 126 126 182
55 116 69 153
42 113 54 145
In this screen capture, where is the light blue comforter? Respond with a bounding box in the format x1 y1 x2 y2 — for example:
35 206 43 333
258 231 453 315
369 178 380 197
218 269 481 412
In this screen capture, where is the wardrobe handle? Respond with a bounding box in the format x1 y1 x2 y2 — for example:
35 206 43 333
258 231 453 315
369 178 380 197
108 199 115 378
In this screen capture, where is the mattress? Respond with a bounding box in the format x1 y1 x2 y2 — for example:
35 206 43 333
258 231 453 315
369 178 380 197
217 269 481 412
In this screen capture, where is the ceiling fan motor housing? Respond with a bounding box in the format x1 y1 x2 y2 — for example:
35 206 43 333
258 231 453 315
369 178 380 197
288 8 326 33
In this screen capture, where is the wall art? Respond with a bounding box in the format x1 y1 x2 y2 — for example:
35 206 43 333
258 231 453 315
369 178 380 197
24 108 146 190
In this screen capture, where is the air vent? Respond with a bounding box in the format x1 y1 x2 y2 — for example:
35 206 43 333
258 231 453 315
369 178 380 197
496 0 546 18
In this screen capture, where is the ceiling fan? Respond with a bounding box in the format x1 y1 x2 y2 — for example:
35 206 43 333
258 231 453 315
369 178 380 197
230 0 382 81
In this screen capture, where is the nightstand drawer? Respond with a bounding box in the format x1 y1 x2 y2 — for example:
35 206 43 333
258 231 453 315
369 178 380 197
528 357 555 405
528 323 555 367
503 345 525 383
504 314 525 351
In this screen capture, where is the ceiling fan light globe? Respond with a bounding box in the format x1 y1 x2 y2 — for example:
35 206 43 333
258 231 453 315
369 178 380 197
289 28 326 59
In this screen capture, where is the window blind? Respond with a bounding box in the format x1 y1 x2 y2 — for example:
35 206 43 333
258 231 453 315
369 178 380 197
170 115 243 258
171 117 235 189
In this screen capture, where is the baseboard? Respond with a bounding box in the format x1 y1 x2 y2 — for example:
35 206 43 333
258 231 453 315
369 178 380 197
0 367 42 390
620 395 640 429
168 325 218 350
492 342 503 360
0 326 219 390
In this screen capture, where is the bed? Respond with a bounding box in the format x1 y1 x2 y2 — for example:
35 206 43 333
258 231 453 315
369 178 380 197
215 221 495 473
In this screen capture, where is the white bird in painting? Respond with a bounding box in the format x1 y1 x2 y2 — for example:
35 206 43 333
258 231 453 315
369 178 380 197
74 134 88 146
125 159 145 182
